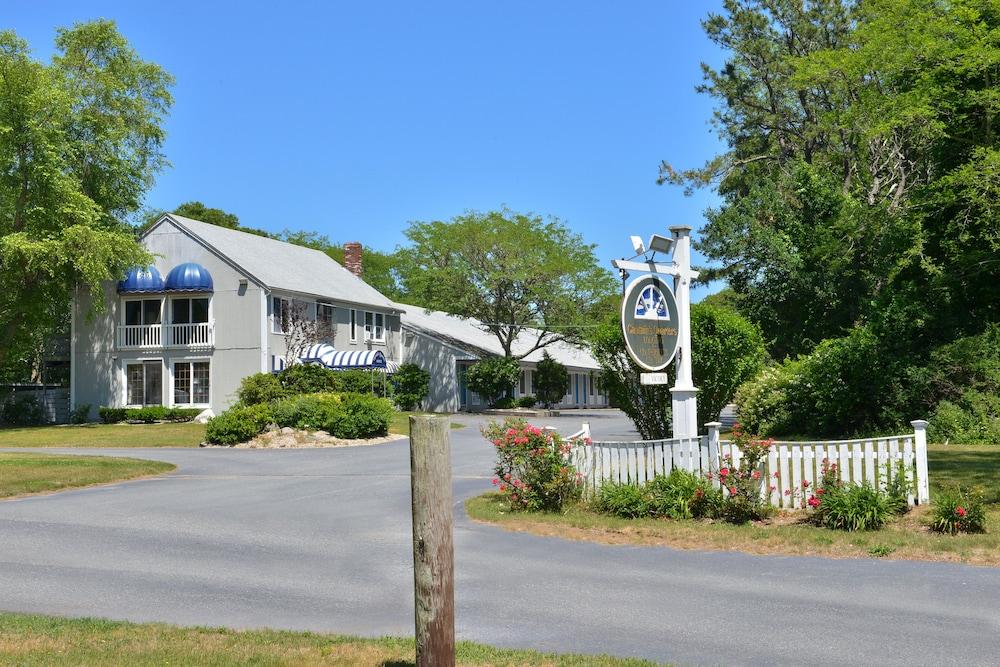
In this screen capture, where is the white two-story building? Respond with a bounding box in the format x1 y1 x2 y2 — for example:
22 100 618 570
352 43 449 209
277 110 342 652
71 214 403 417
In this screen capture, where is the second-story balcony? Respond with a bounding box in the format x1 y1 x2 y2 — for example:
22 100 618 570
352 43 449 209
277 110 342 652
117 322 215 350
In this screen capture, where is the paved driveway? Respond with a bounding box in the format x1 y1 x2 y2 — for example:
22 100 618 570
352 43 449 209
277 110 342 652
1 410 998 666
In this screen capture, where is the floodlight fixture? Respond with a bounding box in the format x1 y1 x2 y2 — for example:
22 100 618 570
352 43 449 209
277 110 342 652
647 233 674 255
630 235 646 255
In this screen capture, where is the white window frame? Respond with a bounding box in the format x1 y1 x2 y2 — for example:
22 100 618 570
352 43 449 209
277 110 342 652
170 296 211 325
123 358 164 407
171 357 211 407
272 297 291 334
122 297 163 326
364 311 386 343
317 302 335 336
350 309 358 342
519 370 526 395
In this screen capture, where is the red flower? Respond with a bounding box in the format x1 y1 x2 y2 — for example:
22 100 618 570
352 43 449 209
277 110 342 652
491 478 498 486
729 486 738 495
802 480 810 489
499 484 507 492
807 496 820 508
956 506 967 518
751 470 761 481
720 468 730 478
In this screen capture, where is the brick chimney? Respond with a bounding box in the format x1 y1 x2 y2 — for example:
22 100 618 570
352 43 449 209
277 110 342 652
343 242 363 278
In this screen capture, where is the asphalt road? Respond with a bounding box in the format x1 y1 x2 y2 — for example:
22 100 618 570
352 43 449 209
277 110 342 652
1 410 998 666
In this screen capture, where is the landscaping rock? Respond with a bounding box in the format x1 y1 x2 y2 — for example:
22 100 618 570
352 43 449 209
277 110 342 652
194 408 215 424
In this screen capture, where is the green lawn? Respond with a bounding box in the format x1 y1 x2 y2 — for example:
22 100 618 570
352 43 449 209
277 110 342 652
0 453 175 499
466 442 1000 566
0 422 206 448
0 413 463 448
0 613 660 666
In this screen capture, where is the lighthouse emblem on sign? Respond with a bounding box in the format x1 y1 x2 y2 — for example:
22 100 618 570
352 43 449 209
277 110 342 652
634 284 670 320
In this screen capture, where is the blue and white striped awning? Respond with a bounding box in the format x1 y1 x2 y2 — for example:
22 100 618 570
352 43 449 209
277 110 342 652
300 344 387 369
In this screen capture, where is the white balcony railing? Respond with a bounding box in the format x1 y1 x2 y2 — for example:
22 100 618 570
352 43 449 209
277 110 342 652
117 322 214 349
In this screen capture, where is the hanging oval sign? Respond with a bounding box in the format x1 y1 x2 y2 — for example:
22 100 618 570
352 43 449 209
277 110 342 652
621 274 680 371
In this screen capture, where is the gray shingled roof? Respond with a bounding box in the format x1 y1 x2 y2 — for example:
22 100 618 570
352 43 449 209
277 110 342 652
159 214 400 311
397 302 601 370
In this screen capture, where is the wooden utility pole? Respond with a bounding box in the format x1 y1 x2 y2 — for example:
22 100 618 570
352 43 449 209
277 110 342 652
408 415 456 666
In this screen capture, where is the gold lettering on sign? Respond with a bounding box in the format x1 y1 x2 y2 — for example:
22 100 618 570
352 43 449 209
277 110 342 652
626 325 677 336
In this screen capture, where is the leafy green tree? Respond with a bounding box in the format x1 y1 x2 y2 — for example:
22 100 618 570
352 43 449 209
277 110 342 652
534 352 570 408
0 21 171 369
466 357 521 408
590 303 767 438
392 363 430 411
397 208 617 358
664 0 1000 434
169 201 240 228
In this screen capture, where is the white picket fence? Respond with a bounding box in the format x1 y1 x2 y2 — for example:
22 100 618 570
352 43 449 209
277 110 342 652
566 420 930 508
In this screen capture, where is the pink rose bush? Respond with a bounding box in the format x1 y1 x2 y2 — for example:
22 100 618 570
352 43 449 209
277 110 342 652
716 423 775 523
483 418 583 512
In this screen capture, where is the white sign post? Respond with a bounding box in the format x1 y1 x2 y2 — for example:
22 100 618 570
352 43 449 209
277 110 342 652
667 226 698 440
613 226 699 439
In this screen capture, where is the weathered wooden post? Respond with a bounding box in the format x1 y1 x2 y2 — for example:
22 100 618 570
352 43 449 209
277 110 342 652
409 415 455 666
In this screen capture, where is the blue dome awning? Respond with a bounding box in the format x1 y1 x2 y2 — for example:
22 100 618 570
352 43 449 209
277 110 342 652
299 345 387 369
165 262 214 292
118 266 165 293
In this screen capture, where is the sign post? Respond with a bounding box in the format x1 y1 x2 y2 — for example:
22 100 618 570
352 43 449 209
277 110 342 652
408 415 455 666
668 226 698 439
613 226 699 439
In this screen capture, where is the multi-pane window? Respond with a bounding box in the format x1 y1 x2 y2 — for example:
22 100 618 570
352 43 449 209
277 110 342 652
272 297 290 333
172 298 209 324
124 299 161 326
364 311 385 342
174 361 210 405
317 303 335 339
126 361 162 406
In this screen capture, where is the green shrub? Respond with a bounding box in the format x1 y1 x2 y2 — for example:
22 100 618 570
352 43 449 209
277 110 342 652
336 369 390 397
392 363 430 411
883 459 914 516
127 406 167 423
1 394 45 426
927 391 1000 445
593 482 649 518
324 393 394 439
483 418 583 512
534 352 569 408
70 403 92 424
205 403 273 445
98 407 127 424
931 486 987 535
163 408 202 422
813 484 893 531
466 357 520 407
271 393 342 430
237 373 287 406
278 364 339 395
492 396 517 409
517 395 538 408
646 470 704 520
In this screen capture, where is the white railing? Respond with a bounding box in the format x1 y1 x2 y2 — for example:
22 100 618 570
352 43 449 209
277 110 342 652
567 420 930 507
116 322 214 349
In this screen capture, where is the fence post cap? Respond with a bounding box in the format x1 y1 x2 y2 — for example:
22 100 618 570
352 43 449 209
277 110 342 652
910 419 929 428
704 421 722 428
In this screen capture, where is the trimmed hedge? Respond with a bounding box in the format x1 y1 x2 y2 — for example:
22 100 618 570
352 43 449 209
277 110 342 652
205 403 273 445
98 406 202 424
204 392 394 445
324 393 394 439
270 393 342 430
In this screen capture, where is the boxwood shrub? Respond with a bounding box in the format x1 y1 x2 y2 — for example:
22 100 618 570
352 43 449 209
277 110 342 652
270 393 342 430
99 407 128 424
324 393 394 439
205 403 274 445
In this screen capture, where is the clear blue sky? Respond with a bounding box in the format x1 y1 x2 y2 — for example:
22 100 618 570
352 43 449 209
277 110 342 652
9 1 727 300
